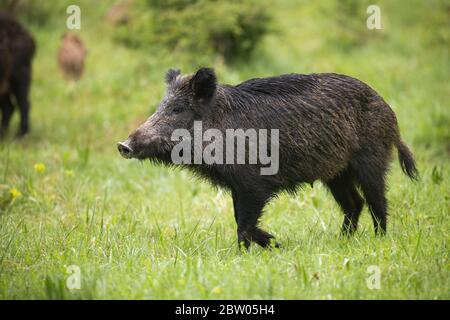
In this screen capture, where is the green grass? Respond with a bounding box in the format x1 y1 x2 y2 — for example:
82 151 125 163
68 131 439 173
0 0 448 299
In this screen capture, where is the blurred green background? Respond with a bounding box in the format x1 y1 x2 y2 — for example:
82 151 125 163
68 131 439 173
0 0 448 299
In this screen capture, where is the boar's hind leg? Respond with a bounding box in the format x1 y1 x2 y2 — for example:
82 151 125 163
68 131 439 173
0 95 14 137
358 174 387 235
232 190 279 249
352 152 389 235
326 167 364 236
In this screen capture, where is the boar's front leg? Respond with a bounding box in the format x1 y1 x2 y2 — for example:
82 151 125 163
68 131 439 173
232 190 280 249
0 95 14 137
11 65 31 137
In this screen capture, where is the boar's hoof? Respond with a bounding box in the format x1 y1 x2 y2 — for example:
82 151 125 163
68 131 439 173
238 227 281 249
16 129 28 139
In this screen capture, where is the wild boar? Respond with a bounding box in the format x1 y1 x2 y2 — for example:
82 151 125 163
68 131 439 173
0 11 35 137
118 68 418 249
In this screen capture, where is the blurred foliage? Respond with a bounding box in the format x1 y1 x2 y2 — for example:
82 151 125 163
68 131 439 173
431 165 444 185
319 0 385 49
415 105 450 157
0 0 68 27
114 0 272 63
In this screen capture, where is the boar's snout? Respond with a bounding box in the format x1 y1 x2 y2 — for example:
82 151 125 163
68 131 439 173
118 113 173 161
117 141 133 159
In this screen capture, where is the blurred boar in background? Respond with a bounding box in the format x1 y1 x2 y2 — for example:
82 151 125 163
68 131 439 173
0 11 35 137
58 33 87 81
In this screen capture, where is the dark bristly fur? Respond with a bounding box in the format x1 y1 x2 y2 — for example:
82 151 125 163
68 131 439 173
0 11 35 137
119 67 418 249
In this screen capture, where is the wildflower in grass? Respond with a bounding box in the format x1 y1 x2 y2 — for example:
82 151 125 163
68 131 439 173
211 286 222 294
65 170 75 178
9 188 22 200
34 163 46 173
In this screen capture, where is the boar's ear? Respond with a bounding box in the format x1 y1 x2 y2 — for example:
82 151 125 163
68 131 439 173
190 67 217 102
165 68 181 85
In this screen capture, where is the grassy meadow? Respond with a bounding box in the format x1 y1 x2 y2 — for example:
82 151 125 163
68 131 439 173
0 0 448 299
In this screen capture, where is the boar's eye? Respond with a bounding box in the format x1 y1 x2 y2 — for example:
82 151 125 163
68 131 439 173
172 106 184 114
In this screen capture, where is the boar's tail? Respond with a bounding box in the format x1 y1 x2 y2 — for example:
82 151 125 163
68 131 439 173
395 140 419 180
